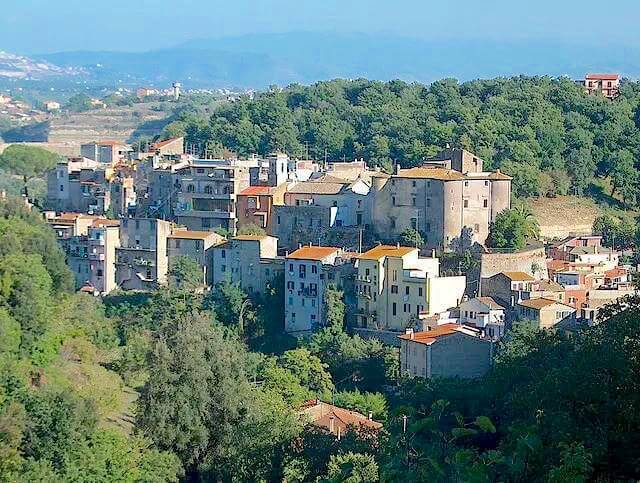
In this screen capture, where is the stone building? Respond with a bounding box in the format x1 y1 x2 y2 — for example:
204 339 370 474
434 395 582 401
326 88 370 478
399 324 494 379
211 234 283 295
369 157 511 250
354 245 466 333
516 298 577 330
80 141 128 165
115 218 173 290
167 230 225 286
458 296 506 339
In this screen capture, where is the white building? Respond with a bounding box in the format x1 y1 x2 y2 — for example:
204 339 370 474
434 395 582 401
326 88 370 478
458 296 506 339
284 246 352 335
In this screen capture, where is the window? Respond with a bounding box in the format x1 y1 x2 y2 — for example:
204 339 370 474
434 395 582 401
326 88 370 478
484 180 488 186
302 298 305 307
59 185 64 192
135 220 140 229
196 168 205 174
365 268 370 276
287 281 294 290
357 200 362 208
97 269 103 277
483 199 488 208
312 265 317 274
174 239 181 249
463 199 469 208
391 179 396 186
221 249 226 259
474 223 480 232
393 270 398 282
392 303 397 316
221 264 226 272
289 263 293 272
146 269 152 279
405 286 410 295
412 197 416 206
392 197 396 206
425 223 431 233
311 299 316 307
418 287 423 297
204 185 213 194
299 264 306 278
411 218 417 229
277 216 281 224
390 219 396 229
426 198 431 207
464 181 469 187
391 285 398 294
187 184 195 193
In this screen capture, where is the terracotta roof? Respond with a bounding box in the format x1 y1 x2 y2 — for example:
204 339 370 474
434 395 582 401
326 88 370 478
300 400 382 432
169 230 219 241
287 246 340 261
535 280 565 292
586 73 620 81
288 181 346 195
501 271 535 281
476 296 506 310
152 137 183 149
518 297 572 310
605 267 627 278
395 167 465 181
358 245 416 260
92 219 119 228
398 323 462 345
239 186 275 196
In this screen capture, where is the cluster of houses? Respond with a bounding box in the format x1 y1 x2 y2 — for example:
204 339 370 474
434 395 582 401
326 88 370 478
43 137 636 383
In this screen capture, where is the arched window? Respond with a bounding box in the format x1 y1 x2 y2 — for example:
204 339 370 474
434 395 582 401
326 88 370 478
204 185 213 194
187 184 195 193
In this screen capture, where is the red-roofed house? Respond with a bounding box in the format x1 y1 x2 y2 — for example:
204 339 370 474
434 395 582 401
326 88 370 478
236 184 286 233
399 324 494 379
584 73 620 99
300 400 382 437
150 137 184 156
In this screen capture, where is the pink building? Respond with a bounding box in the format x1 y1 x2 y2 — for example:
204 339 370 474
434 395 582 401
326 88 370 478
584 74 620 99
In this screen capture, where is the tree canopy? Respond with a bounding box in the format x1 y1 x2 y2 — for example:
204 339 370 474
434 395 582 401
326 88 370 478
0 144 59 179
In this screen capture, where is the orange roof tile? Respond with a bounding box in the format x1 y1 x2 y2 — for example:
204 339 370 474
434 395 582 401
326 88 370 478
501 271 535 281
239 186 275 196
586 73 620 81
398 323 461 345
300 400 382 432
395 167 465 181
169 230 219 241
358 245 417 261
517 297 571 310
152 137 183 148
287 246 340 261
92 218 119 228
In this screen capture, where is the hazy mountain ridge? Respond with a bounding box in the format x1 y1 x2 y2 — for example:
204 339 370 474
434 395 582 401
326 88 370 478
0 50 84 79
9 32 640 88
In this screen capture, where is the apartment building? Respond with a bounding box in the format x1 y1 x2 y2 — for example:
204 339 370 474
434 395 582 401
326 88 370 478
65 219 120 295
399 324 494 379
211 234 282 294
173 159 254 234
284 246 354 335
80 141 128 165
584 73 620 99
167 230 225 286
45 212 102 241
369 149 511 249
115 218 173 290
354 245 466 332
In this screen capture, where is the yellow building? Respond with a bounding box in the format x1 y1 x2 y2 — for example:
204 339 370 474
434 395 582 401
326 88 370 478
354 245 466 332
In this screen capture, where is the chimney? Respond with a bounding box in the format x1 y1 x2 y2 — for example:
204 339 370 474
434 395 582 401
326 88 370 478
395 163 401 175
368 411 373 420
337 426 342 440
397 242 400 248
431 248 436 258
405 328 414 340
329 416 335 434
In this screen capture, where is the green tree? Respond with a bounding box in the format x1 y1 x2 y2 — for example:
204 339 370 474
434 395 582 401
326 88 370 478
400 228 425 248
237 223 267 236
324 284 346 330
486 205 539 250
0 145 59 180
323 452 379 483
168 255 203 291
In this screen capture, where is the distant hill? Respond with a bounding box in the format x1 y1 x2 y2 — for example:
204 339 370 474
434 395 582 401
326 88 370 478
0 50 84 80
28 32 640 88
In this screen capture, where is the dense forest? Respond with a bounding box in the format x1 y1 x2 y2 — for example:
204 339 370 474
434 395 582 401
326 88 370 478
163 77 640 207
1 196 640 481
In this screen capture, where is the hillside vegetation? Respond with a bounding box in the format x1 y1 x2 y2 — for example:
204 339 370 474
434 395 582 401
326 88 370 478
168 76 640 209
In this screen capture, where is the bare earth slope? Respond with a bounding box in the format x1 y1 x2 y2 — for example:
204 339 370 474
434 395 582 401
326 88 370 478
528 196 601 240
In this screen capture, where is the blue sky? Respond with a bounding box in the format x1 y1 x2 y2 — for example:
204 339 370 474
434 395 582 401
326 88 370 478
2 0 639 54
